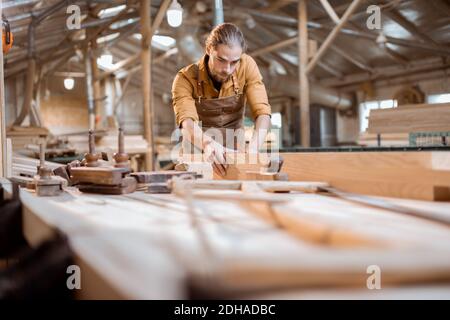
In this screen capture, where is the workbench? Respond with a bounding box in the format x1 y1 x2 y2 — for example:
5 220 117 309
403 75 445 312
3 177 450 299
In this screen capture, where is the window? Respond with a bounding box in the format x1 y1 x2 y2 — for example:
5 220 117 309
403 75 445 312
359 99 397 132
427 93 450 104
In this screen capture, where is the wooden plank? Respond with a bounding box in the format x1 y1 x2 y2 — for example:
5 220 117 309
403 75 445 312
18 188 450 299
358 132 409 147
299 0 310 147
70 167 129 185
141 0 155 170
367 104 450 134
280 152 450 201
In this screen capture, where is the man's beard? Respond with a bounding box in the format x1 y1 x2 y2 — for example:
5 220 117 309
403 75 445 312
210 69 231 83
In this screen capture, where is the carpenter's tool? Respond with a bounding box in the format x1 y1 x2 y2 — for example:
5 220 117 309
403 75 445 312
70 130 136 194
84 130 101 167
28 142 67 196
131 171 201 193
114 128 130 168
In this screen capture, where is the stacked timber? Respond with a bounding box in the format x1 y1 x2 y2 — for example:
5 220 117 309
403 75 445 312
67 133 148 154
280 151 450 201
6 126 50 151
358 132 409 146
367 103 450 134
12 154 63 177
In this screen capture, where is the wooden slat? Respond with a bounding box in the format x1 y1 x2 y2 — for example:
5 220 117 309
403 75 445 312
368 104 450 134
280 151 450 201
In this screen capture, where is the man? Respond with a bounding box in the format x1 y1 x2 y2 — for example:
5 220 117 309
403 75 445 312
172 23 271 176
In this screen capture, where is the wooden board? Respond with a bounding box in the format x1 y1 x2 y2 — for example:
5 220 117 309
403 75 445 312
70 167 129 185
18 185 450 299
358 132 409 147
367 103 450 134
280 152 450 201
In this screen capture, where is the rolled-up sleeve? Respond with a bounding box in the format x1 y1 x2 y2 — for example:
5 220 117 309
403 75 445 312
172 72 199 126
244 55 271 120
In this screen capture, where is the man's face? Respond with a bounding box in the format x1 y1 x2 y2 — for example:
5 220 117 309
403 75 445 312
207 44 242 83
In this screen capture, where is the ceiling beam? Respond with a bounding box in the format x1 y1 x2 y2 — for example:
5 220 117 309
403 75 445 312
383 9 448 54
306 0 364 74
319 57 450 88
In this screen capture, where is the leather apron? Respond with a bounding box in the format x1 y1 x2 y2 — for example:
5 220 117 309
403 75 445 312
194 64 246 150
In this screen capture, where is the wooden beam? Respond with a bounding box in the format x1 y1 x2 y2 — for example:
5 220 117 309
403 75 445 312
281 151 450 201
97 53 140 81
298 0 310 147
250 37 297 58
141 0 155 171
306 0 363 74
384 9 444 52
309 32 374 73
96 0 170 83
367 103 450 134
317 61 344 78
319 57 450 88
151 0 172 34
318 0 341 24
261 0 296 13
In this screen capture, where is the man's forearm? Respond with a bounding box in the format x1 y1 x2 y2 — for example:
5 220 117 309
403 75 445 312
249 114 271 152
181 118 212 151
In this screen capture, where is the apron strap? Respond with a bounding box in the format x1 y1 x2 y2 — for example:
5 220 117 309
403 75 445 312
231 73 240 95
195 63 204 103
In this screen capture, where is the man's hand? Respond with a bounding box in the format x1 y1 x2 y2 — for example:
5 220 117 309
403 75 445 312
204 141 235 176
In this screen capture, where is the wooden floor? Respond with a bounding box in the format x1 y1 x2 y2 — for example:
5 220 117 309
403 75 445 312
4 177 450 299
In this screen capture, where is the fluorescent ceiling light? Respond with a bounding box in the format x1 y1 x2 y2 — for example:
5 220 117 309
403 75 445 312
96 32 120 44
133 33 176 51
98 4 126 18
152 35 176 50
110 17 139 29
97 53 114 70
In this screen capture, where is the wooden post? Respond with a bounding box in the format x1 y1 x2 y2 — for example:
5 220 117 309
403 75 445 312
141 0 155 171
306 0 363 74
298 0 310 147
91 41 103 130
85 47 96 131
0 8 7 178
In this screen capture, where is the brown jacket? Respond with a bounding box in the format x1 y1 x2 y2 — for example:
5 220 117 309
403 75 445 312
171 53 271 126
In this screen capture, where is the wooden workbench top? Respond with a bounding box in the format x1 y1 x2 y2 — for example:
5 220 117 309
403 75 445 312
14 184 450 299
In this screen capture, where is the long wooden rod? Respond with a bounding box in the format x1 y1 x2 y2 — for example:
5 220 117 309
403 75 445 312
298 0 310 147
141 0 154 170
306 0 363 74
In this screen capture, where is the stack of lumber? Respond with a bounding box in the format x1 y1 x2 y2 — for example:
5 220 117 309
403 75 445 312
6 126 50 151
280 151 450 201
367 103 450 134
212 152 450 201
67 133 148 154
11 154 63 177
358 132 409 147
